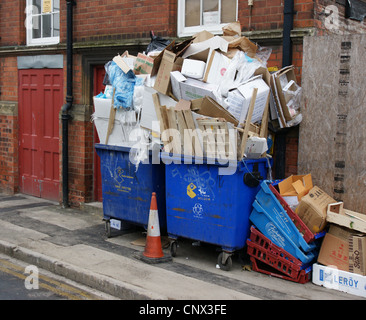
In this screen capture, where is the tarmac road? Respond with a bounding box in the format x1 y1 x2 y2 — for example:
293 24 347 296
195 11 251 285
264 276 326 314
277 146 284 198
0 254 117 300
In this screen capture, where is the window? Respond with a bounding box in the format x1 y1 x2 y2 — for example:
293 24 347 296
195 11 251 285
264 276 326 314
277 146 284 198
177 0 238 37
26 0 60 46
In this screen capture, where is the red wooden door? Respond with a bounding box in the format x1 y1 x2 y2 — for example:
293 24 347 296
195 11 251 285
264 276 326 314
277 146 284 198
18 69 63 201
93 65 106 202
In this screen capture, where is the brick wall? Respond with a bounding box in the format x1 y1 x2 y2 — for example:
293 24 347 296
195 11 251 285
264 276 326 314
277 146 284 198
314 0 366 35
0 102 18 195
70 0 174 43
0 57 18 101
67 113 94 206
0 1 25 46
239 0 314 31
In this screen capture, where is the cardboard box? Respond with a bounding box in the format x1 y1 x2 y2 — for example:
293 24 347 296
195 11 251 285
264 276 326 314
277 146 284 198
349 234 366 276
181 59 206 79
179 77 219 102
278 174 313 208
153 50 183 95
318 224 352 271
134 53 154 75
297 186 336 233
235 77 270 124
312 263 366 298
203 50 231 85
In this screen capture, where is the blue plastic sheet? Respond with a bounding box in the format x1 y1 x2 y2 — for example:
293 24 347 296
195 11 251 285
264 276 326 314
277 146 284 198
105 61 136 109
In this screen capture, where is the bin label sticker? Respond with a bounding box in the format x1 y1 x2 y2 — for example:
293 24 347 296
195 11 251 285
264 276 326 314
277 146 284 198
193 203 204 219
187 183 197 198
265 222 285 248
108 165 134 193
184 167 215 201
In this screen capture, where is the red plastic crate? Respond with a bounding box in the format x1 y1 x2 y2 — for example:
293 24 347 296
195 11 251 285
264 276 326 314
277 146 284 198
250 257 312 284
268 183 315 243
247 226 303 280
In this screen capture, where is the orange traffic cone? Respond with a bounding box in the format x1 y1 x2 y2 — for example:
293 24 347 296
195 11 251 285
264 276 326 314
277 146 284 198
133 192 171 264
143 192 164 259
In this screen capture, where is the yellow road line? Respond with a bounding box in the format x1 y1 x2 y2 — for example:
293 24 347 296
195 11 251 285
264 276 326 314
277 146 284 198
0 258 101 300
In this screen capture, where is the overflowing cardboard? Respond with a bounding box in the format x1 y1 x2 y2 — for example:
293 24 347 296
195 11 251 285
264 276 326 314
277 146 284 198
93 23 301 163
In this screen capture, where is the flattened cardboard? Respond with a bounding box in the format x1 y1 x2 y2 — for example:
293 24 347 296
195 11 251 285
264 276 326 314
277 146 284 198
273 66 299 121
182 36 228 59
153 50 183 95
193 96 238 126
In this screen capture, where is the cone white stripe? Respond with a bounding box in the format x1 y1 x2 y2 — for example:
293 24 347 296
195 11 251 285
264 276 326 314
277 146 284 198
147 210 160 237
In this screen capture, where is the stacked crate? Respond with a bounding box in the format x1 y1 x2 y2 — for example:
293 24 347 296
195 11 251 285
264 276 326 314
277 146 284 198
247 180 325 283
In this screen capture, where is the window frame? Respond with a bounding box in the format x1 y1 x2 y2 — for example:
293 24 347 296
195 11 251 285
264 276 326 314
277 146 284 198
26 0 60 46
177 0 238 38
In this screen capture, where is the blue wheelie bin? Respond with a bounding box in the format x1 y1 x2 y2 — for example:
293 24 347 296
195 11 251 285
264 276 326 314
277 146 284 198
162 154 269 270
95 144 166 236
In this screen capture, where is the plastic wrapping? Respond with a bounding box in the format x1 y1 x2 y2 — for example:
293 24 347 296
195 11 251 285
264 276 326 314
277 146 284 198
219 51 262 97
105 61 136 109
146 31 171 54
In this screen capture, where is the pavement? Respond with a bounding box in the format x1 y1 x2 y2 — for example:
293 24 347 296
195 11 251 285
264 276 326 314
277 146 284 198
0 192 364 301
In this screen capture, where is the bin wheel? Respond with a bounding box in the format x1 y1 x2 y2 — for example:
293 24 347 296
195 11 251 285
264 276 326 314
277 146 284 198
105 221 111 238
217 252 232 271
170 241 178 257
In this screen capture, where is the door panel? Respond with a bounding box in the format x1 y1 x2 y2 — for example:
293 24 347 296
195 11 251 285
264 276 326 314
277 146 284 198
18 69 63 201
93 65 106 202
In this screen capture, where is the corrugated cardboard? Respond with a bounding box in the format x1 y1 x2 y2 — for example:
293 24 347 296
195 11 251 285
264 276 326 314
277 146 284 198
297 186 336 233
134 53 154 75
349 234 366 276
152 39 193 94
317 224 351 272
236 77 270 124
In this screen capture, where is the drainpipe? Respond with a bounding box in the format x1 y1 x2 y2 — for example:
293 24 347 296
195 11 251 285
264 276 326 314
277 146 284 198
275 0 295 179
61 0 76 208
282 0 294 67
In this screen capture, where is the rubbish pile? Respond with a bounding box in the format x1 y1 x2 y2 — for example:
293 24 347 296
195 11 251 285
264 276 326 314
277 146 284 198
92 21 302 168
247 174 366 298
